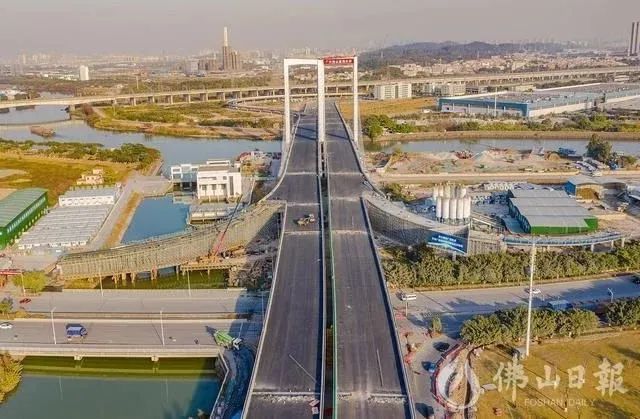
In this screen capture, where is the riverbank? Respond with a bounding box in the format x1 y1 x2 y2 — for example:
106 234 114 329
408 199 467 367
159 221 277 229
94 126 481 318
373 129 640 142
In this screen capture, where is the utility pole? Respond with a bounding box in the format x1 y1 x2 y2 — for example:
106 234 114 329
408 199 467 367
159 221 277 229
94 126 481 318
525 242 536 358
50 307 57 345
160 309 165 346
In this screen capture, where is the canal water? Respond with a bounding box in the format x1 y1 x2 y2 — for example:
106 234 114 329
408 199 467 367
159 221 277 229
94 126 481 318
371 137 640 155
0 358 220 419
0 104 70 125
122 196 189 243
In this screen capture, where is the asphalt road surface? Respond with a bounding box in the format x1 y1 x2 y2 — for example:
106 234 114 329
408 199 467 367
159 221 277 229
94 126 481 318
4 289 262 315
246 110 325 418
392 275 640 337
326 103 411 419
0 318 259 347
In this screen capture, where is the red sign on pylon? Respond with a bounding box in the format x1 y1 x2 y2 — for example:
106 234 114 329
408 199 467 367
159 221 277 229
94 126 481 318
323 56 355 66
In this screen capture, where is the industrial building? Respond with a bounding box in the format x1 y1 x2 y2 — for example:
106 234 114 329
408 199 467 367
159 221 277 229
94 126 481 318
422 82 466 97
373 82 412 100
565 175 627 198
58 187 120 207
439 83 640 117
170 159 243 201
507 189 598 235
18 206 112 251
0 188 48 249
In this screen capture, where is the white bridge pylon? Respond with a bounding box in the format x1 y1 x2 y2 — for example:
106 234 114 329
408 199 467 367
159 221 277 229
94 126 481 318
283 56 359 146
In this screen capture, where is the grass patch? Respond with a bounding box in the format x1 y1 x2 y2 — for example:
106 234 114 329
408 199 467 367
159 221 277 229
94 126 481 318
474 331 640 418
338 97 436 120
0 155 130 204
23 356 217 378
66 270 227 290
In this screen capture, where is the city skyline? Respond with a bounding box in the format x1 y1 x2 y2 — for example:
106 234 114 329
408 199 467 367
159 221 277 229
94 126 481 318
0 0 638 60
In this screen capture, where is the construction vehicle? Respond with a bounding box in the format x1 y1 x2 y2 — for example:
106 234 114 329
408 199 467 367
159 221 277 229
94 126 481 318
213 330 243 350
295 213 316 226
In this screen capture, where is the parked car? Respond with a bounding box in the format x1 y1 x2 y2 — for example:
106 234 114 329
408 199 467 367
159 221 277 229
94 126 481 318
526 288 542 295
400 293 417 302
434 342 451 353
0 322 13 330
423 361 437 375
19 298 31 304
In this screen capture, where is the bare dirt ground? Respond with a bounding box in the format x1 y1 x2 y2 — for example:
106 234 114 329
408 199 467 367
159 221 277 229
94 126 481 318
373 149 574 175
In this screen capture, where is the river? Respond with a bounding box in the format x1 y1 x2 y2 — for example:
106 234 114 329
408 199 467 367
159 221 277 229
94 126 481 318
0 358 220 419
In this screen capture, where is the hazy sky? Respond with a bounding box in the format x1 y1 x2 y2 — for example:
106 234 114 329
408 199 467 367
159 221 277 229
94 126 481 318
0 0 638 58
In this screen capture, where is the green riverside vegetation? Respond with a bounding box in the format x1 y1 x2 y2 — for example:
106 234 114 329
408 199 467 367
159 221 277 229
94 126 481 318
0 354 22 404
383 243 640 288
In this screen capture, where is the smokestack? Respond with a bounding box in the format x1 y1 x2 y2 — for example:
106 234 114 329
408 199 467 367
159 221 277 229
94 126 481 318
635 21 640 55
630 22 636 56
223 27 229 48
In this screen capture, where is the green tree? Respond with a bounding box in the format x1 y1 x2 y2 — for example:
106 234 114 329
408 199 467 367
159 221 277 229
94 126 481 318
586 134 612 163
431 315 443 335
606 300 640 327
460 314 503 347
532 309 558 339
0 298 12 317
556 309 598 337
0 354 23 403
496 306 528 343
13 271 47 293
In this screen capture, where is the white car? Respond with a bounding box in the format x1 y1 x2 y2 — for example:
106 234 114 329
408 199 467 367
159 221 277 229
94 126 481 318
400 293 417 301
526 288 542 295
0 322 13 330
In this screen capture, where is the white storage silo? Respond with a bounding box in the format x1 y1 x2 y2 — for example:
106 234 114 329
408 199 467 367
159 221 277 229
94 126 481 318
450 197 458 223
442 198 450 222
444 184 452 199
464 196 472 221
456 198 464 221
460 186 468 198
433 185 440 200
438 184 445 198
436 197 443 220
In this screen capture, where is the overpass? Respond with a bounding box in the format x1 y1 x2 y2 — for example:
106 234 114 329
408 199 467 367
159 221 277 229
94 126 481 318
1 66 639 110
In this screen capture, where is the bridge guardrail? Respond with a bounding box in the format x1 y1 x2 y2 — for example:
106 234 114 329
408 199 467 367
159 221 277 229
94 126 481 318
317 130 327 419
360 198 415 419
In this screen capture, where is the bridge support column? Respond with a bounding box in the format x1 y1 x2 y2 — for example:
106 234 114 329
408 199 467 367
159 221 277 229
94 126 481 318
148 96 155 104
68 104 76 112
186 94 192 103
611 240 616 249
112 99 118 106
200 93 207 102
621 237 626 248
151 355 159 362
74 355 83 361
168 95 174 105
591 243 595 252
130 97 137 106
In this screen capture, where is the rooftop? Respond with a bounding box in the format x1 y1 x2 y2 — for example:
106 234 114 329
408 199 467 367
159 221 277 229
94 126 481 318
567 175 626 187
61 187 119 198
524 215 590 228
0 188 47 227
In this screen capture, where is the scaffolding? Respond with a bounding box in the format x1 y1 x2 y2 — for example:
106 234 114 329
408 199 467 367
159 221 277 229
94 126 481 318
57 202 283 280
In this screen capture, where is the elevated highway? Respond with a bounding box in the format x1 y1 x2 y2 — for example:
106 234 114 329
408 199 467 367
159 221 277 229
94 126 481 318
244 109 327 418
1 66 638 110
325 103 413 418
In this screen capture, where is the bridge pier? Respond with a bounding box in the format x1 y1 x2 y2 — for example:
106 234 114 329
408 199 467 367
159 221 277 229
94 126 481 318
200 93 207 102
148 96 155 104
130 97 137 106
621 237 626 248
74 355 83 361
168 95 174 105
111 99 118 106
68 104 76 112
591 243 595 252
151 355 159 362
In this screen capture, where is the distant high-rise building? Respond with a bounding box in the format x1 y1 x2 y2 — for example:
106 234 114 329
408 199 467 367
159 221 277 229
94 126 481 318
78 65 90 81
221 27 241 72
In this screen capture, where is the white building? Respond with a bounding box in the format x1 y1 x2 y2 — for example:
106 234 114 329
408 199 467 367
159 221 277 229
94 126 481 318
58 187 120 207
197 160 242 201
373 82 412 100
170 160 242 201
78 65 90 81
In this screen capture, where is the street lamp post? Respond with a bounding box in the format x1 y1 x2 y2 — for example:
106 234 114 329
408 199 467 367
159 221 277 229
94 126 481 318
160 309 165 346
525 243 537 358
187 270 191 298
50 307 57 345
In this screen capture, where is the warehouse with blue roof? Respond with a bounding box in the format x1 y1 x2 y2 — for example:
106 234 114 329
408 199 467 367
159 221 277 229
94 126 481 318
439 83 640 117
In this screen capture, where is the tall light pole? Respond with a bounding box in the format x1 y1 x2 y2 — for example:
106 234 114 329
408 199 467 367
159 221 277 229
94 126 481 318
187 270 191 298
19 272 25 296
50 307 57 345
160 309 165 346
525 243 536 358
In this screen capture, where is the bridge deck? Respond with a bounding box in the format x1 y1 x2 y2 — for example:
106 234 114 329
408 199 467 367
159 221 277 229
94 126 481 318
326 104 412 418
245 112 325 418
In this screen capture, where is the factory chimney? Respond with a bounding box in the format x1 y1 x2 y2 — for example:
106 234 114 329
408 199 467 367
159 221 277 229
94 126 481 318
635 21 640 56
630 22 636 56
